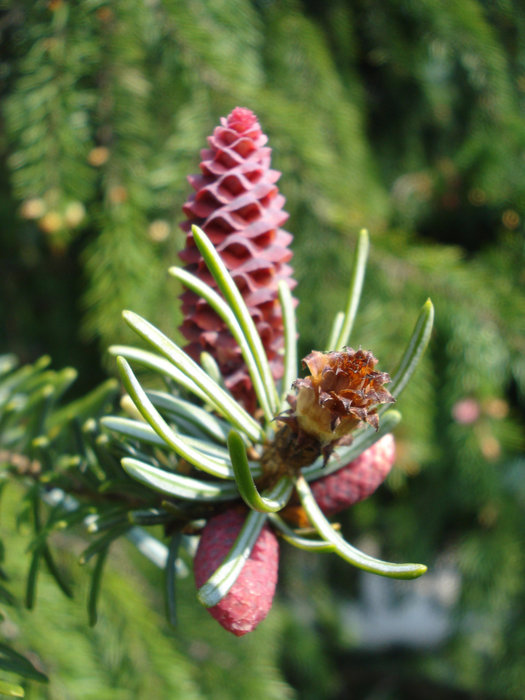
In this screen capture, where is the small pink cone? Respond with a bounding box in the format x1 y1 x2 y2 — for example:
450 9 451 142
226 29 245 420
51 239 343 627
310 434 396 515
194 509 279 636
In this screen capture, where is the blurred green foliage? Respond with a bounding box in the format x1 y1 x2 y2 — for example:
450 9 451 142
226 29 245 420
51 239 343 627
1 0 524 698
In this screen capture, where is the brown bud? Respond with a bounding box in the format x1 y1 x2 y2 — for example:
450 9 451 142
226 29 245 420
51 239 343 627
293 348 394 445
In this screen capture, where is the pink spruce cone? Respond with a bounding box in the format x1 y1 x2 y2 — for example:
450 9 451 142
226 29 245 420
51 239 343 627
310 434 396 515
194 508 279 636
179 107 296 412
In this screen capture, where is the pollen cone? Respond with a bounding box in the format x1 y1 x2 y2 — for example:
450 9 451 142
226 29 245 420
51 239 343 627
194 509 279 636
311 434 396 515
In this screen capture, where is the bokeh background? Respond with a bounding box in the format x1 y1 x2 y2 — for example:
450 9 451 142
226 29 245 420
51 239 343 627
1 1 524 698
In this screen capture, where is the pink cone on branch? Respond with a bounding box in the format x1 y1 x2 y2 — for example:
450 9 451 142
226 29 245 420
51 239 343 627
194 508 279 636
310 434 396 516
179 107 297 412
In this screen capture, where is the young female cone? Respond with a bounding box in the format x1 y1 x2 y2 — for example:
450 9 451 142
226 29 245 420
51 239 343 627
179 107 296 412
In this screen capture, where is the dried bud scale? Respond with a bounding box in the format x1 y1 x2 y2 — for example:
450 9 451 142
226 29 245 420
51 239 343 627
194 509 279 636
294 349 394 444
179 107 296 411
267 348 395 476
